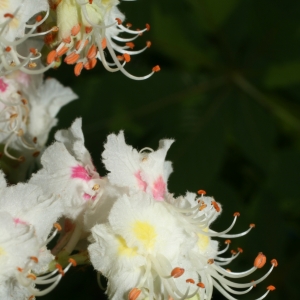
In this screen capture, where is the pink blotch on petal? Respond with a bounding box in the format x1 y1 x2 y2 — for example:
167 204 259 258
0 78 8 92
152 176 166 201
71 165 91 181
13 218 27 225
83 193 96 201
135 171 147 191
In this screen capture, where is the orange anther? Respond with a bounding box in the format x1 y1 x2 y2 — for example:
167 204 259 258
115 18 122 25
152 65 160 72
250 223 255 228
29 296 35 300
17 267 23 272
186 278 195 284
271 259 278 267
126 42 135 49
237 247 243 253
57 46 69 56
233 212 240 217
101 38 107 49
225 239 231 244
128 288 141 300
75 40 88 51
18 156 25 162
197 189 206 195
146 23 150 31
64 52 80 64
231 250 237 255
146 41 151 48
171 267 184 278
71 24 81 36
32 151 40 158
28 62 37 69
126 23 132 28
89 0 93 3
251 280 256 287
136 28 143 36
254 252 266 268
30 256 39 263
83 58 97 70
53 223 62 231
211 200 221 212
197 282 205 288
5 46 12 52
63 36 71 44
29 48 38 55
207 259 214 264
226 269 231 272
4 13 14 18
123 53 131 62
47 50 57 64
74 62 84 76
27 273 37 280
68 258 77 266
199 204 207 211
85 26 93 33
87 44 97 59
36 15 43 22
267 285 276 291
52 26 59 32
117 55 124 61
55 263 64 275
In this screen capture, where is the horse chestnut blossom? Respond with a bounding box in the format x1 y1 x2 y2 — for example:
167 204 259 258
88 131 278 300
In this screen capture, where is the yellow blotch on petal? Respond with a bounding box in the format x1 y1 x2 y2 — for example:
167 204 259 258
0 247 6 256
132 221 157 251
197 228 210 252
117 236 137 257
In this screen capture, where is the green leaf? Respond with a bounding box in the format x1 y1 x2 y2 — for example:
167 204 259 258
264 61 300 88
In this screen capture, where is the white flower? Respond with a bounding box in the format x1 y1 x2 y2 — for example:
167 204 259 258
45 0 160 79
0 0 55 74
102 131 174 201
0 71 77 161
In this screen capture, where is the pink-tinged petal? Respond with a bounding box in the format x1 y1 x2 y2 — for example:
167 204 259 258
0 78 8 92
83 193 96 201
13 218 27 225
71 165 91 181
135 171 147 191
152 176 166 201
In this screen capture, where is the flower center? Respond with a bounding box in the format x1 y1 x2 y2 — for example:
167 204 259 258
132 221 157 251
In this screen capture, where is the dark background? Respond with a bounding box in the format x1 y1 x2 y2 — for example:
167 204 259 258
44 0 300 299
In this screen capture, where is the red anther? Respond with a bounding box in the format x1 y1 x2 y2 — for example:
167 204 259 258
126 42 135 49
32 137 37 143
267 285 276 291
47 50 57 64
30 256 39 263
29 48 38 55
197 282 205 288
250 223 255 228
254 252 266 268
27 273 37 280
237 247 243 253
68 258 77 266
146 41 151 48
197 189 206 195
4 13 14 18
146 23 150 31
5 46 11 52
87 44 97 59
101 38 107 49
225 239 231 244
207 259 214 264
32 151 40 158
123 53 131 62
128 288 141 300
152 65 160 72
171 267 185 278
115 18 122 25
74 62 84 76
233 212 240 217
36 15 43 22
71 24 81 36
199 204 207 211
17 267 23 272
53 222 62 231
89 0 93 3
18 156 25 162
44 33 55 45
126 23 132 28
271 259 278 267
55 264 65 275
85 26 93 34
84 58 97 70
57 45 69 56
231 250 237 255
211 200 221 212
186 278 195 284
63 36 71 43
64 52 80 64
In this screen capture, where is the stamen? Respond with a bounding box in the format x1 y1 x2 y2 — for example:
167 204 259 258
30 256 39 263
197 282 205 288
53 223 62 231
128 288 142 300
254 253 266 268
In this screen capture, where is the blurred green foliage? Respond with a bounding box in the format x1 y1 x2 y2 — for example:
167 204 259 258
44 0 300 299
